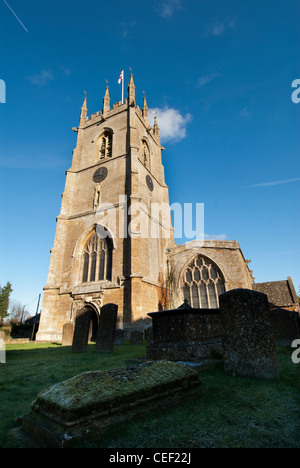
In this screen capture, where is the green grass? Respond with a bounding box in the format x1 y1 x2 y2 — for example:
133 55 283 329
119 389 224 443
0 343 299 448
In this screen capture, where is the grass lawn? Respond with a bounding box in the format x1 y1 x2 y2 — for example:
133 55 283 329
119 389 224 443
0 342 299 448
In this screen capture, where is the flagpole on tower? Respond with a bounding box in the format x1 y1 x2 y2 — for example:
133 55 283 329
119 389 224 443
118 70 124 104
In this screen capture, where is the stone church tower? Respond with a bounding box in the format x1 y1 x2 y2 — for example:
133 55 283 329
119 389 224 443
36 73 259 344
36 74 175 342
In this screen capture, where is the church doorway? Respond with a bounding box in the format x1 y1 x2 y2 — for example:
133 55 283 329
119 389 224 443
88 307 99 342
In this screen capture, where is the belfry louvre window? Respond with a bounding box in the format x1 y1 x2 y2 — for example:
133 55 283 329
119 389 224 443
182 255 225 308
82 231 112 283
99 131 112 159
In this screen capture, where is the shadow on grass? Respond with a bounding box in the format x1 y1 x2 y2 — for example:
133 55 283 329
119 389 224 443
0 342 147 448
1 344 300 448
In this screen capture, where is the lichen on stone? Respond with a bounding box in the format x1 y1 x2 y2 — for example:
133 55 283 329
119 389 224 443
32 361 199 421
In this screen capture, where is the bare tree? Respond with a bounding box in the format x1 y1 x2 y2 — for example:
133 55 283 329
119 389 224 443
7 299 30 325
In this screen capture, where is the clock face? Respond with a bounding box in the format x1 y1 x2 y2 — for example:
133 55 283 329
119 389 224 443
146 175 154 192
93 166 108 183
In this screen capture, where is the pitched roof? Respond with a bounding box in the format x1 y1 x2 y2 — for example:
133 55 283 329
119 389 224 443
253 277 299 308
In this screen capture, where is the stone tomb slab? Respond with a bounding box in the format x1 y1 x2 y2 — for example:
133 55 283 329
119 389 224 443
219 289 279 380
22 361 200 448
146 307 223 361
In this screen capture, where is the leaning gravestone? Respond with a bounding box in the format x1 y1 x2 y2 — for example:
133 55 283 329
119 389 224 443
95 303 118 352
130 330 143 345
62 322 74 346
219 289 279 380
72 307 91 353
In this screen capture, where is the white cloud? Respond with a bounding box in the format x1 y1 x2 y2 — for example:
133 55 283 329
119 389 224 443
197 72 220 88
242 178 300 188
59 66 71 77
154 0 182 19
26 67 71 86
239 107 252 118
119 20 137 38
205 18 236 36
208 23 225 36
204 233 227 240
149 107 192 143
27 69 54 86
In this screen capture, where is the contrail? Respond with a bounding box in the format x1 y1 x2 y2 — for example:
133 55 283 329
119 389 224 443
3 0 28 32
242 177 300 188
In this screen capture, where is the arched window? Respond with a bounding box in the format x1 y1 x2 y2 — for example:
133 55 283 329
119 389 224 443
99 131 112 159
182 255 225 308
81 231 113 283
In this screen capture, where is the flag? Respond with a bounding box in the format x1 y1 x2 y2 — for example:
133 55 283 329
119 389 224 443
118 70 124 84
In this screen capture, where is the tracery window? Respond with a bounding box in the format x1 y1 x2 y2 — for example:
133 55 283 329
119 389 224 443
82 231 112 283
182 255 225 308
99 131 112 159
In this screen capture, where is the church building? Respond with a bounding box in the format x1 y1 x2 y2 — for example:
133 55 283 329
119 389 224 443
36 74 298 343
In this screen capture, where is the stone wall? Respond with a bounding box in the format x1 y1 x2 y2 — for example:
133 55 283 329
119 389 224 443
269 308 300 346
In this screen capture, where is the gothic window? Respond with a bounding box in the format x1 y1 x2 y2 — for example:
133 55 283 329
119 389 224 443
182 255 225 308
142 140 150 169
99 131 112 159
81 231 113 283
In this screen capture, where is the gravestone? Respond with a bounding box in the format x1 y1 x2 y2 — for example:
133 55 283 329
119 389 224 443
114 328 124 345
62 322 74 346
145 326 153 344
130 330 144 345
219 289 279 380
95 303 118 352
72 307 91 353
123 330 131 342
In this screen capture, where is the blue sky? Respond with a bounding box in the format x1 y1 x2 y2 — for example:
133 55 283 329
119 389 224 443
0 0 299 315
